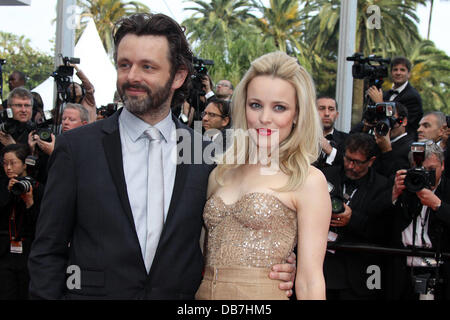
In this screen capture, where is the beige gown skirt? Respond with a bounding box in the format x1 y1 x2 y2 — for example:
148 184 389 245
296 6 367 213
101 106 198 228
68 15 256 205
195 266 289 300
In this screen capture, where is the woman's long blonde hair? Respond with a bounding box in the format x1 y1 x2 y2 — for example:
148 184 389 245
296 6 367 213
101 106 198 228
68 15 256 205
215 51 322 191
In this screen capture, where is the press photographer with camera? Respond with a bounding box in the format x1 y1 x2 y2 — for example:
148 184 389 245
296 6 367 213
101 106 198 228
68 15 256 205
0 87 34 148
67 64 96 123
29 103 89 156
388 141 450 300
322 133 394 300
1 71 27 110
0 143 44 299
367 57 423 137
372 102 415 178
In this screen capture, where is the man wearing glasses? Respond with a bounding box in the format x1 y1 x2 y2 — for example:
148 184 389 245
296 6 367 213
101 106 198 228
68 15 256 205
322 133 394 300
0 87 34 147
215 80 234 100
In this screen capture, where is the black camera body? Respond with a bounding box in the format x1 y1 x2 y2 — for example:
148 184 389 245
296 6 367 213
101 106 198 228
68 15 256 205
331 195 345 214
0 108 31 136
98 103 120 118
188 57 214 114
364 102 397 136
191 57 214 96
347 53 390 89
404 142 436 193
11 176 36 196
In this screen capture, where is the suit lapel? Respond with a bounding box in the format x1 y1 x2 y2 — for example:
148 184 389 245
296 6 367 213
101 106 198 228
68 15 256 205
101 111 136 235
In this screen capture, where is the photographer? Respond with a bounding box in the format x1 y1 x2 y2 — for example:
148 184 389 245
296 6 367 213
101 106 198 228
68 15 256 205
314 96 348 170
388 141 450 300
0 87 34 148
67 64 97 123
322 133 394 300
0 144 44 299
367 57 423 137
29 103 89 156
373 102 415 178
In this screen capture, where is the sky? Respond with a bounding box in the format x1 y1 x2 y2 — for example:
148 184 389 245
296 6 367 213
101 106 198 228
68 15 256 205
0 0 449 56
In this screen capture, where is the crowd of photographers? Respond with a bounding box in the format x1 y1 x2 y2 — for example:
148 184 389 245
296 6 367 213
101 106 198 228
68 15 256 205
0 53 449 300
316 56 450 300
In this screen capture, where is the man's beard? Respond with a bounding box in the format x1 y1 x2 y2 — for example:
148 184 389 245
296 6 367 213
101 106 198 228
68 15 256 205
119 77 173 116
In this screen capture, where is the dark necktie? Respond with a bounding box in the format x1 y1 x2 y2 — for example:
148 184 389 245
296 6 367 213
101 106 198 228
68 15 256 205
325 134 333 141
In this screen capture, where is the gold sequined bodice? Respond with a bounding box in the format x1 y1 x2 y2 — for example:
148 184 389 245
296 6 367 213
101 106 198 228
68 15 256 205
203 192 297 268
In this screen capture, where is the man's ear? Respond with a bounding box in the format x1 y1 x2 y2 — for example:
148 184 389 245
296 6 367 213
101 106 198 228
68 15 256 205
368 156 376 167
171 67 188 91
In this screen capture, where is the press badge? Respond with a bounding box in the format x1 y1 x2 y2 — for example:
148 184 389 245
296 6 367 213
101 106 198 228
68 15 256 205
10 240 23 254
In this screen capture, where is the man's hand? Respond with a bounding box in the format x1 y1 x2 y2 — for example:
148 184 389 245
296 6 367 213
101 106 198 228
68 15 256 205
270 251 296 297
416 188 441 211
28 131 38 154
201 76 212 94
392 169 407 202
330 203 352 227
375 130 392 153
320 136 333 155
35 133 55 156
367 86 383 104
0 131 16 146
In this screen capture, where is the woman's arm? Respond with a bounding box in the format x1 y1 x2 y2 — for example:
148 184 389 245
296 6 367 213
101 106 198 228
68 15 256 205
294 167 331 300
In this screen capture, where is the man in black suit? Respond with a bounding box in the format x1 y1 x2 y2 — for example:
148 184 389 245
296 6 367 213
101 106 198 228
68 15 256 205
387 142 450 299
323 133 393 300
373 102 414 178
28 13 293 300
367 56 423 137
314 96 348 170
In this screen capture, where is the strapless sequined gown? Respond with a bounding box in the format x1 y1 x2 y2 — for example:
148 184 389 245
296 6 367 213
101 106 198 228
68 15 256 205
195 192 297 300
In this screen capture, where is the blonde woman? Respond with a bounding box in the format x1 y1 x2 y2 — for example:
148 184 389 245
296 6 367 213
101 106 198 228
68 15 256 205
195 52 332 300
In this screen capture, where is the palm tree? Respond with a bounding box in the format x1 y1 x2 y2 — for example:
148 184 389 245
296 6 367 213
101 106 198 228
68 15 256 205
76 0 149 57
250 0 316 69
182 0 254 52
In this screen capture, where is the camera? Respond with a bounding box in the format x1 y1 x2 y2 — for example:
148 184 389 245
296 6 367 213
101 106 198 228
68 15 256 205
97 103 120 118
11 176 36 196
0 108 27 136
331 195 345 214
327 182 345 214
28 110 54 143
363 102 397 136
191 57 214 96
404 142 436 193
188 57 214 112
347 53 391 89
51 54 80 103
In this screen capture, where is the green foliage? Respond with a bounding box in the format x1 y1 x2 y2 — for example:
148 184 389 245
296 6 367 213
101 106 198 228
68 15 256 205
76 0 150 57
0 31 53 99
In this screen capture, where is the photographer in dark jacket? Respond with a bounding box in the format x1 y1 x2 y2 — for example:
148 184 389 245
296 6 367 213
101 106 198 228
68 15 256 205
323 133 394 300
0 144 44 299
373 102 414 178
387 141 450 300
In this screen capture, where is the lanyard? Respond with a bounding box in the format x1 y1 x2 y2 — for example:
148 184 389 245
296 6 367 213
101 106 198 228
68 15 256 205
343 184 357 205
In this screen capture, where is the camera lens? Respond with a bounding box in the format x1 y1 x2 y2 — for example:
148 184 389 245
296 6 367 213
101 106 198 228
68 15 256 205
331 196 345 214
11 180 32 196
39 130 51 141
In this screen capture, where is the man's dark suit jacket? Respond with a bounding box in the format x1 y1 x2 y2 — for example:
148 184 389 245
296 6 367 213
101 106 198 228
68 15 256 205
385 177 450 300
314 129 348 170
28 109 214 299
384 82 423 137
322 166 393 297
373 133 414 179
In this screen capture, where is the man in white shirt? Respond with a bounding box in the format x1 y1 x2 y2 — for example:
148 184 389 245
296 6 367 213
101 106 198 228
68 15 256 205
389 141 450 299
367 56 423 137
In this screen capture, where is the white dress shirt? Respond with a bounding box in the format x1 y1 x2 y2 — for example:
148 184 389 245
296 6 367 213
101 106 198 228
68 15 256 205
389 81 409 101
119 108 177 261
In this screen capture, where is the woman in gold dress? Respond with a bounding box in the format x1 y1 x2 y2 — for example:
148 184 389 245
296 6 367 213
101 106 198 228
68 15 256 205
196 52 332 300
